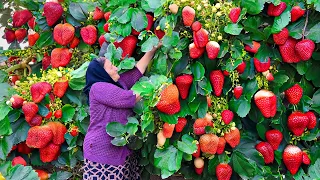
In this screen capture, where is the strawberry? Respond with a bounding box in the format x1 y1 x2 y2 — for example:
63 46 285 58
209 70 224 96
229 7 241 23
254 89 277 118
216 163 232 180
28 16 36 29
69 36 80 49
43 2 63 26
265 129 283 150
267 2 287 16
29 115 43 127
154 29 165 39
93 7 104 20
175 74 193 99
54 109 63 119
10 94 24 109
12 156 27 166
169 4 179 14
254 58 271 72
22 102 38 122
287 111 309 136
51 48 73 68
244 41 260 54
81 25 97 45
15 28 27 43
175 117 187 132
26 125 53 148
182 6 195 26
5 29 16 43
191 21 202 32
291 6 305 22
99 35 106 47
206 41 220 60
53 23 75 46
12 10 33 27
193 28 209 48
224 127 240 148
273 28 289 45
157 130 166 147
114 35 138 59
156 84 180 115
194 157 204 175
305 111 317 130
283 145 302 175
70 126 79 137
199 133 219 154
104 12 111 21
221 110 234 125
162 123 175 138
236 61 246 74
11 75 20 85
53 76 68 98
207 96 212 107
131 14 153 35
285 84 303 105
47 122 67 145
266 72 274 81
39 142 60 163
42 53 51 70
295 39 315 61
216 137 226 155
104 23 110 33
45 111 52 119
302 151 310 165
279 37 301 63
255 142 274 164
30 82 52 103
192 143 201 158
35 170 49 180
193 118 213 135
189 43 205 59
28 29 40 46
233 86 243 99
17 142 33 154
223 70 229 76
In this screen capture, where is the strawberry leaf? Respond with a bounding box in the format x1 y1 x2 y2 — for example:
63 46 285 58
162 32 180 48
224 23 243 35
287 18 305 39
69 3 87 22
106 122 126 137
49 171 73 180
176 134 197 154
271 8 291 34
231 151 257 178
0 136 12 160
141 35 159 52
191 62 205 81
241 0 265 15
111 136 127 146
154 145 183 177
0 116 12 136
61 104 75 123
0 102 11 121
35 31 54 48
306 22 320 43
131 9 148 32
229 96 251 118
5 165 38 180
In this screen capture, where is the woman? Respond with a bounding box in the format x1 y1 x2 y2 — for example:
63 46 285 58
82 42 159 180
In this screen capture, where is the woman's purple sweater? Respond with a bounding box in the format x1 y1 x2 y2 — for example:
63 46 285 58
83 67 143 165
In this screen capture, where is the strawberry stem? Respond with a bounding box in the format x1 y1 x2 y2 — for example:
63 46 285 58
302 10 309 40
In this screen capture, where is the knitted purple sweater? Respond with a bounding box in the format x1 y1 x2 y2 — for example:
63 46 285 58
83 67 143 165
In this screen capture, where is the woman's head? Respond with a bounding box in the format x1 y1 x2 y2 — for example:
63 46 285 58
96 57 120 82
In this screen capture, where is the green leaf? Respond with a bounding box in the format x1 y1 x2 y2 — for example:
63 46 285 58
271 8 291 33
0 116 12 136
306 22 320 43
132 81 155 97
49 171 73 180
176 135 197 154
243 78 258 100
255 43 273 62
118 57 135 72
312 89 320 106
0 136 12 160
8 120 30 145
111 136 127 146
106 122 126 137
229 96 251 118
38 104 49 117
35 31 54 48
287 18 305 39
69 3 87 22
158 112 178 124
154 146 183 175
224 23 243 35
146 0 165 9
0 83 11 101
0 70 8 83
191 62 205 81
241 0 265 15
69 77 86 91
6 165 38 180
70 61 90 79
118 8 133 24
273 72 289 86
141 36 159 52
126 123 138 135
231 151 257 178
131 9 148 32
61 104 75 123
296 61 311 75
162 32 180 47
0 103 11 121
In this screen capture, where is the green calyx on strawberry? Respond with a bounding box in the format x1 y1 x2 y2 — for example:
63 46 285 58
283 145 302 175
194 157 204 175
175 74 193 100
265 129 283 150
236 61 246 74
279 37 301 63
295 39 315 61
182 6 195 27
193 117 213 135
51 48 73 68
10 94 24 109
285 84 303 105
199 133 219 154
93 7 104 20
233 85 243 99
53 23 75 46
221 110 234 125
216 137 226 155
22 102 39 123
224 127 240 148
291 6 305 22
254 89 277 118
43 2 63 26
26 125 53 148
80 25 97 45
210 70 224 97
267 2 287 16
47 121 67 145
189 43 205 59
254 58 271 73
305 111 317 130
30 82 52 103
216 163 232 180
114 35 138 59
12 10 33 27
302 151 311 165
193 28 209 48
175 117 187 133
287 111 309 136
229 7 241 23
244 41 260 54
53 76 69 98
39 142 61 163
255 141 274 164
28 29 40 47
206 41 220 60
156 84 181 115
273 28 289 45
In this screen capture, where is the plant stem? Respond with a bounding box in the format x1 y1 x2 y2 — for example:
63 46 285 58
302 10 309 40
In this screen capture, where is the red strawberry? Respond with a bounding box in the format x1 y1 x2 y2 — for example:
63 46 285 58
175 117 187 132
199 133 219 154
302 151 310 165
39 142 60 163
28 29 40 46
283 145 302 175
254 89 277 118
35 169 49 180
93 7 104 20
191 21 202 32
291 6 305 22
267 2 287 16
295 39 315 61
17 142 33 154
10 94 24 109
189 43 205 59
265 129 283 150
207 96 212 107
104 23 110 33
42 53 51 70
114 35 138 59
15 28 27 43
229 7 241 23
285 84 303 105
193 28 209 48
206 41 220 60
69 36 80 49
216 137 226 155
43 2 63 26
279 37 301 63
51 48 73 68
5 29 16 43
192 143 201 158
162 123 175 138
12 10 33 27
209 70 224 96
12 156 27 166
194 157 204 175
236 61 246 74
146 14 154 31
81 25 97 45
288 111 309 136
45 111 52 119
30 82 52 103
254 58 271 72
182 6 195 26
256 142 274 164
29 115 43 127
99 35 106 47
53 23 75 46
156 84 180 115
273 28 289 45
53 76 68 98
70 126 79 137
47 122 67 145
22 102 39 122
233 86 243 99
305 111 317 130
26 125 53 148
169 4 179 14
155 29 165 39
245 41 260 54
104 12 111 21
11 75 20 85
175 74 193 99
193 118 213 135
216 163 232 180
266 72 274 81
221 110 234 125
28 16 36 29
224 127 240 148
54 109 63 119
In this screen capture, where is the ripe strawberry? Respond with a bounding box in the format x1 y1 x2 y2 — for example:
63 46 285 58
285 84 303 105
169 4 179 14
189 43 205 59
194 157 204 175
302 151 310 165
53 23 75 46
182 6 195 26
216 163 232 180
29 115 43 127
45 111 52 119
265 129 283 150
256 142 274 164
157 130 166 147
221 110 234 125
47 122 67 145
99 35 106 47
207 96 212 107
283 145 302 175
93 7 104 20
233 86 243 99
206 41 220 60
175 74 193 99
104 12 111 21
10 94 24 109
199 133 219 154
244 41 260 54
26 125 53 148
288 111 309 136
43 2 63 26
42 53 51 70
35 170 49 180
155 29 165 39
39 142 60 163
54 109 63 119
193 118 213 135
266 72 274 81
104 23 110 33
28 29 40 46
175 117 187 132
191 21 202 32
192 143 201 158
5 29 16 43
70 126 79 137
17 142 33 154
254 58 271 72
114 35 138 59
254 89 277 118
216 137 226 155
236 61 246 74
291 6 305 22
131 14 153 35
15 28 27 43
210 70 224 96
305 111 317 130
224 127 240 148
22 102 39 122
279 37 301 63
53 76 68 98
267 2 287 16
51 48 73 68
28 16 36 29
193 28 209 48
11 75 20 85
156 84 180 115
69 36 80 49
273 28 289 45
163 123 175 138
30 82 52 103
12 156 27 166
295 39 315 61
81 25 97 45
12 10 33 27
229 7 241 23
